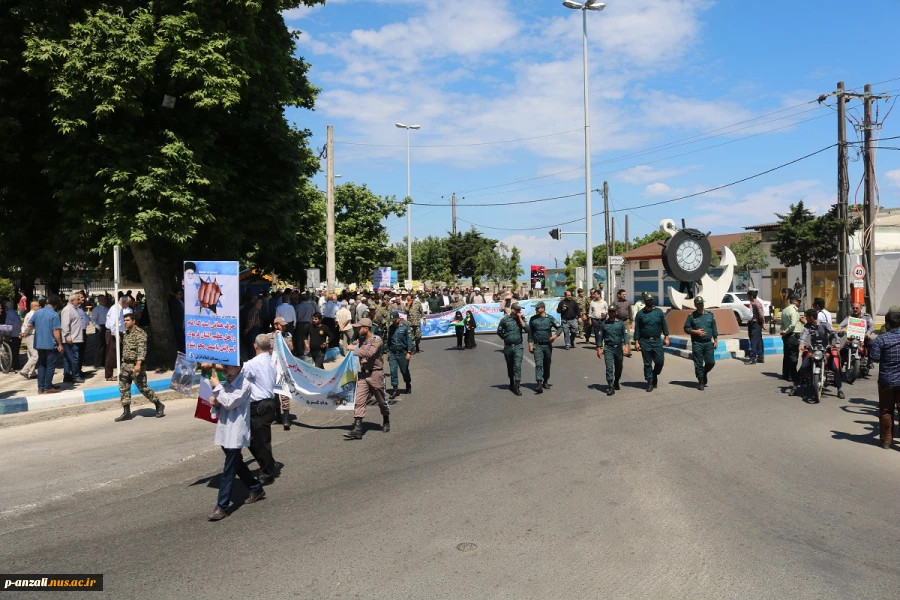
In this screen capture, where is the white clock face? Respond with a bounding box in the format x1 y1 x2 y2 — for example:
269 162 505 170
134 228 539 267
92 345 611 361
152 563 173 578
676 239 704 272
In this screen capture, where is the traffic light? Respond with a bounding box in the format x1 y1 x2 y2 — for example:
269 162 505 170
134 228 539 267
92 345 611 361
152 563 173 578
549 228 560 240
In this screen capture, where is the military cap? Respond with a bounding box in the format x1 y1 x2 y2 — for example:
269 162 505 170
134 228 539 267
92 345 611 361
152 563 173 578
642 291 652 300
391 310 400 319
510 302 522 311
888 305 900 314
694 296 705 304
354 318 373 328
535 301 546 309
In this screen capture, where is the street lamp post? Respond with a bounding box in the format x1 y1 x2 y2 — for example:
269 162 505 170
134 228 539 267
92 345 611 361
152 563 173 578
396 123 420 285
563 0 605 295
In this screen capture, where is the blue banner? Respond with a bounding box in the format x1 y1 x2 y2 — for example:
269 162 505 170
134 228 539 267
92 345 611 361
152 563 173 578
420 298 561 339
184 260 240 365
272 332 359 411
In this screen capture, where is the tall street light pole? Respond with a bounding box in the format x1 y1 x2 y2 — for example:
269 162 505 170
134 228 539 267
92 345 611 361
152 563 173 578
563 0 605 295
396 123 420 285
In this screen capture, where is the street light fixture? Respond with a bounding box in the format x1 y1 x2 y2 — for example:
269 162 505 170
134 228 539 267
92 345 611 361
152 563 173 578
563 0 605 297
396 123 420 284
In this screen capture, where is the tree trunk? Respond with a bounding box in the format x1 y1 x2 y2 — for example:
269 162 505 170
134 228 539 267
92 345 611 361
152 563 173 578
130 241 176 368
801 262 809 308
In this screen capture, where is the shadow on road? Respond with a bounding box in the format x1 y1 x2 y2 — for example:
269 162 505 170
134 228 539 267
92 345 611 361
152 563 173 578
831 419 882 448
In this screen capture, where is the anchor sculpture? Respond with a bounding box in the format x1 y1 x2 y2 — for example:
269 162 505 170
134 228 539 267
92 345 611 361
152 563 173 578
659 219 736 310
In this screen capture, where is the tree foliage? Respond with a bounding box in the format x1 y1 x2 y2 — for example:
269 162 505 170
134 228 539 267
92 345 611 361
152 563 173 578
446 228 498 281
5 0 324 360
730 233 769 286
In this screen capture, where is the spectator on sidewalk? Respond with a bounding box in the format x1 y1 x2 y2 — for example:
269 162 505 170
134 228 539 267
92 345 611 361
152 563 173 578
870 306 900 450
91 295 109 367
105 295 129 381
75 293 88 378
336 300 353 355
19 300 40 379
4 301 23 372
29 294 64 394
60 292 85 384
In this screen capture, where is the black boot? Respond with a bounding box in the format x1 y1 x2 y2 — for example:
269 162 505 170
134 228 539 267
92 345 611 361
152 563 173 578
282 411 291 430
534 381 544 394
542 381 552 389
698 379 705 391
652 374 658 388
382 416 390 433
154 400 166 418
614 380 621 390
606 385 615 396
344 417 363 440
115 405 133 422
509 378 516 395
646 380 654 393
513 381 522 396
389 388 399 400
415 342 421 353
405 382 412 395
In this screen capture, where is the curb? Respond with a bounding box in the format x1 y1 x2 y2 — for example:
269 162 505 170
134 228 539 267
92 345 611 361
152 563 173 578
665 335 784 361
0 377 180 416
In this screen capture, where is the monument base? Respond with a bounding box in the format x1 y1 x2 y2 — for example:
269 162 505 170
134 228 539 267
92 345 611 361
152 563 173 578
665 308 741 337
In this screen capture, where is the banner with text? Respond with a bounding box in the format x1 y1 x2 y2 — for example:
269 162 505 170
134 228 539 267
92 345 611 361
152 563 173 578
273 332 359 411
184 260 240 366
419 298 561 339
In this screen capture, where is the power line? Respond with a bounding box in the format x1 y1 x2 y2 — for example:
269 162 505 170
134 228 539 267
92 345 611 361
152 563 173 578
335 128 583 148
454 144 836 232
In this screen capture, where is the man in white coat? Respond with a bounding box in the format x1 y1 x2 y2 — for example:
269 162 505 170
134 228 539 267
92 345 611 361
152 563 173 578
207 364 267 521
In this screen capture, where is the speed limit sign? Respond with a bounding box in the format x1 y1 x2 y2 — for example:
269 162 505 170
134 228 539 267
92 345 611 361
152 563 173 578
852 264 866 280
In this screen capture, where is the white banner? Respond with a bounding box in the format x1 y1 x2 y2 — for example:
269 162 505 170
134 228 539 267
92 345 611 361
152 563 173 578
272 332 359 410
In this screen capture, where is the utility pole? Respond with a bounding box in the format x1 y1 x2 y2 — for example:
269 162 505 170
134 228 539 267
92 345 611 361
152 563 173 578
625 214 630 252
836 82 849 322
603 181 611 304
326 125 336 293
863 84 877 316
610 216 616 295
451 193 457 236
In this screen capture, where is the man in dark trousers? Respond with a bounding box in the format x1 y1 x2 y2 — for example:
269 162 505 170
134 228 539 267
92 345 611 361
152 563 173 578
747 288 766 364
615 289 633 358
595 305 626 396
684 296 718 390
528 301 561 394
556 290 581 350
633 292 670 392
497 302 527 396
386 311 413 399
305 313 331 369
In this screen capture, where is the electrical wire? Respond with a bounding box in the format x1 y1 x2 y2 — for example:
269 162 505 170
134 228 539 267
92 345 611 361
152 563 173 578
454 144 837 232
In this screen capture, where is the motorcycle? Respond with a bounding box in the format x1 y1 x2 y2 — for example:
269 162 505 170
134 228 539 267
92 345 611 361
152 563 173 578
842 337 863 384
803 338 841 402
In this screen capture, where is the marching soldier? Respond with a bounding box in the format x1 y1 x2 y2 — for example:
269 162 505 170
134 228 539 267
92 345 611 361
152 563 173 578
528 301 561 395
633 292 670 392
373 297 391 339
387 311 413 399
497 302 527 396
408 293 425 353
114 309 165 422
344 318 390 440
683 296 718 390
595 305 626 396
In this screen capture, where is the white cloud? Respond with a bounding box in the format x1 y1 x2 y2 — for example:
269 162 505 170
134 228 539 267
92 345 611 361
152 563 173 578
645 182 673 197
617 164 700 185
691 179 834 230
886 169 900 189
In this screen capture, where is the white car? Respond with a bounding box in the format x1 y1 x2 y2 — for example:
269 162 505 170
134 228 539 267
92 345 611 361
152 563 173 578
720 292 771 325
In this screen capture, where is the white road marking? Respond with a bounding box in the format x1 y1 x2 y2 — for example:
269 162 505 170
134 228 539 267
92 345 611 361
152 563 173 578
479 339 536 367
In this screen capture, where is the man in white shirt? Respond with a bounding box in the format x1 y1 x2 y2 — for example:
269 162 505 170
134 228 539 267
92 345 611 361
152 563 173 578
275 300 297 334
75 297 89 378
18 300 41 379
356 297 369 322
207 364 266 521
813 297 832 329
241 334 279 485
321 293 340 348
105 295 129 381
472 288 485 304
588 289 609 344
60 292 85 383
91 295 109 368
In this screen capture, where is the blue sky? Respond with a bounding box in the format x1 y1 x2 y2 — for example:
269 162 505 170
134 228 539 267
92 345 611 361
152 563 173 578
283 0 900 269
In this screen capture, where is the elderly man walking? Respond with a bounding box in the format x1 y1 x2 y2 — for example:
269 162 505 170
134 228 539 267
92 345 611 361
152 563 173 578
207 363 266 521
344 318 390 440
19 300 40 380
60 292 85 384
30 294 64 394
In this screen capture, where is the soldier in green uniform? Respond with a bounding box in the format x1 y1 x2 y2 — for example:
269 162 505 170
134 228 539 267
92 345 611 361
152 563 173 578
386 311 413 399
427 290 441 315
595 305 626 396
528 301 561 395
497 302 527 396
633 292 670 393
114 309 165 422
683 295 718 390
408 293 425 353
373 297 391 339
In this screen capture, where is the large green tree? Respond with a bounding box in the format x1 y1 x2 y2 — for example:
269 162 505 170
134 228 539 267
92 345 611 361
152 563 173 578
446 228 498 282
18 0 323 360
729 233 769 287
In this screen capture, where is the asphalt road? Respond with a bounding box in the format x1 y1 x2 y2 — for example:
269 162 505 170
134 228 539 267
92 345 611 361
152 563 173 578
2 336 899 599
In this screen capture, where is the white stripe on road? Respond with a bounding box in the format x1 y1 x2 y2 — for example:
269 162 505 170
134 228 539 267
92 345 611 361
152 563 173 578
479 339 536 367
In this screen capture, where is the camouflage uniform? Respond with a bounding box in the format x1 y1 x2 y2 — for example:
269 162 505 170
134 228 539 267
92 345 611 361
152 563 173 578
407 300 424 352
450 296 465 310
373 305 391 338
119 326 158 406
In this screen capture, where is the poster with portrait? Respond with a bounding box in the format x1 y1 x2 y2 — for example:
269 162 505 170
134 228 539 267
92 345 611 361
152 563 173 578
530 265 546 290
184 261 240 366
374 266 392 291
169 352 197 394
